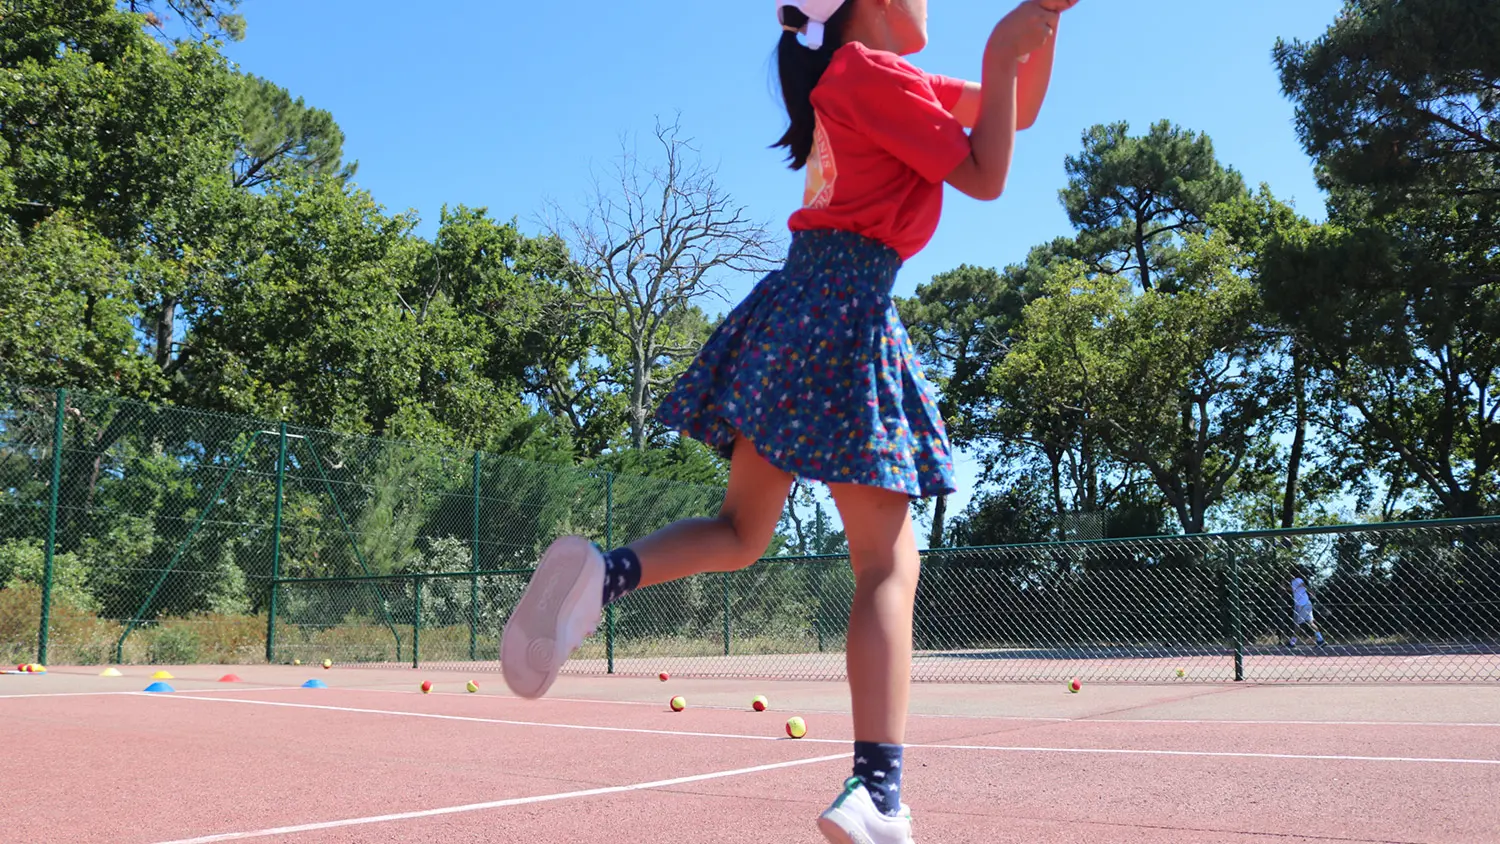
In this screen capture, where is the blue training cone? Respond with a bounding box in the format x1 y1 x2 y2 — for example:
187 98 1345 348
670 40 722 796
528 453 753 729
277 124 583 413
143 681 174 693
301 679 327 689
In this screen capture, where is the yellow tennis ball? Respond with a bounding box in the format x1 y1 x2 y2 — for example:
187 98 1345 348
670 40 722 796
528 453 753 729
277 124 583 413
466 680 479 693
1176 668 1185 678
293 659 301 665
752 695 768 711
670 695 686 712
322 658 332 669
786 716 806 738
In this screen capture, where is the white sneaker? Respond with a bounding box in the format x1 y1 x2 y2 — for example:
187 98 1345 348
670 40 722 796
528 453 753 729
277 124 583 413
500 536 605 699
817 777 914 844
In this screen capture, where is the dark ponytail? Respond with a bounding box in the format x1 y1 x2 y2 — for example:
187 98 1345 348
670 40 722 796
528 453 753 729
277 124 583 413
772 4 855 170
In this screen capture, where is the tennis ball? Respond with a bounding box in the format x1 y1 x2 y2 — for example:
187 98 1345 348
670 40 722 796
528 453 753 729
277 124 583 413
1176 668 1185 678
659 672 669 682
785 716 807 738
1068 678 1081 693
420 680 433 694
752 695 768 712
293 659 301 666
322 658 332 669
466 680 479 693
670 695 686 711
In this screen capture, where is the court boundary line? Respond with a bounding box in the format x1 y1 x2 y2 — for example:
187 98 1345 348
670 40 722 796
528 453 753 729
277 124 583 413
146 752 848 844
16 683 1500 729
173 683 1500 729
146 693 1500 766
0 687 285 700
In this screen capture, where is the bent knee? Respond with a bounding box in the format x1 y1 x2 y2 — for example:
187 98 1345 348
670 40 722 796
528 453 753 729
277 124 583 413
719 514 775 571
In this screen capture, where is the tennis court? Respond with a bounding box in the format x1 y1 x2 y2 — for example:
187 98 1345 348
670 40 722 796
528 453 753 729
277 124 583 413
6 664 1499 843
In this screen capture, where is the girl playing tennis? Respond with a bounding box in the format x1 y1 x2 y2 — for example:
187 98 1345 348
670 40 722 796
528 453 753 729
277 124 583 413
502 1 1076 839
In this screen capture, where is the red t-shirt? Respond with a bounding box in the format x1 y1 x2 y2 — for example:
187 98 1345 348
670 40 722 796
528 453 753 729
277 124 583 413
787 42 972 261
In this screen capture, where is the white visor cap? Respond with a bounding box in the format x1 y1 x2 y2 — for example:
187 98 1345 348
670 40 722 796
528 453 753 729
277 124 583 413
777 0 848 50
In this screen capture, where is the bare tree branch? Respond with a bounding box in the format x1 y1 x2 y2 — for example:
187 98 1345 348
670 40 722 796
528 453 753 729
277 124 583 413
546 114 782 450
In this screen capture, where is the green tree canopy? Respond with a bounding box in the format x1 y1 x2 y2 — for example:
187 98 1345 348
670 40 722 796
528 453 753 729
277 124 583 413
1061 120 1247 292
231 74 355 189
1269 0 1500 519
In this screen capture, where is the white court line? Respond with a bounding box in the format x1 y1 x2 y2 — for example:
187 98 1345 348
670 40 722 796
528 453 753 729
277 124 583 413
149 694 1500 767
0 690 145 700
280 685 1500 729
147 694 788 743
147 752 847 844
0 686 286 700
1074 716 1500 728
16 684 1500 730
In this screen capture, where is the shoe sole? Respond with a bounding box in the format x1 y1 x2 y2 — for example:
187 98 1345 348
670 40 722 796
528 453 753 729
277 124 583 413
817 815 869 844
818 811 908 844
822 821 870 844
500 536 597 700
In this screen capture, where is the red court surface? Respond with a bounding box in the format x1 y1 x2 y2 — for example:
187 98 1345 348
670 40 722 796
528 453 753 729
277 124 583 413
5 666 1500 843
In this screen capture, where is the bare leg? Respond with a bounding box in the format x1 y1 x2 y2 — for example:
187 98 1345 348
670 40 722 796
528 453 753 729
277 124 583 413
829 482 921 744
630 435 795 585
501 434 792 700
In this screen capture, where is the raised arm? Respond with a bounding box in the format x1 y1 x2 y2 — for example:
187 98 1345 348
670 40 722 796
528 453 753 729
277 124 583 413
947 27 1058 130
943 2 1059 201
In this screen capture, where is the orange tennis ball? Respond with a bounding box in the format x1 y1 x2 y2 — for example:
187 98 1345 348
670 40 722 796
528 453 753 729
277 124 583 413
752 695 768 712
670 695 686 711
421 680 433 694
785 716 806 738
1068 678 1081 693
659 672 669 682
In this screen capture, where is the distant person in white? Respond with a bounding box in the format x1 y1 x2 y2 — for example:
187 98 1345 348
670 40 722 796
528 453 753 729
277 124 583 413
1287 568 1325 647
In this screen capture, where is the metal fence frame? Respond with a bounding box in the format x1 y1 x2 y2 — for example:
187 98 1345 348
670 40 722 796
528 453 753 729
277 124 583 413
5 384 1499 683
0 384 723 667
268 515 1500 684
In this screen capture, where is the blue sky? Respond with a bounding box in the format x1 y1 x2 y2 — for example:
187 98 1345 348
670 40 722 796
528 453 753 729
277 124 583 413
219 0 1345 537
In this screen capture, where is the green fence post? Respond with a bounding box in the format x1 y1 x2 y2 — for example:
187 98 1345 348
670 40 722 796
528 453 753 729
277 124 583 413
266 423 288 663
37 387 66 667
470 451 481 662
605 472 615 675
1229 548 1244 682
722 571 731 657
413 575 423 670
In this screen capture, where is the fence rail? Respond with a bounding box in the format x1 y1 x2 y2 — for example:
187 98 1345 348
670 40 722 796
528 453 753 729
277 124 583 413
4 383 1500 683
270 516 1500 684
0 384 722 668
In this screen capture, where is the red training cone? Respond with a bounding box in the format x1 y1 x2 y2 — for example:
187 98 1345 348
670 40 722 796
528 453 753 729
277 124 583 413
218 674 242 683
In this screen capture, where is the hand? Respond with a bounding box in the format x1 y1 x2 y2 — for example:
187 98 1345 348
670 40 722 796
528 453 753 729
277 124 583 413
994 2 1060 59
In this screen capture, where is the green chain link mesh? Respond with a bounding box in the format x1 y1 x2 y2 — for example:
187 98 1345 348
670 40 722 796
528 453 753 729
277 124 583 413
0 385 720 667
0 385 56 666
4 385 1499 683
279 521 1500 684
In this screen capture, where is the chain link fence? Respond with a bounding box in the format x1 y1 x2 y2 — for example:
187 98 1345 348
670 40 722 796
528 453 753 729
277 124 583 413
6 384 1500 683
276 518 1500 684
0 385 722 667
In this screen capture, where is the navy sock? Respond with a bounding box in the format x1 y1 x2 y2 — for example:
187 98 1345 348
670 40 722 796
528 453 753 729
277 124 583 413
853 741 904 816
601 546 642 605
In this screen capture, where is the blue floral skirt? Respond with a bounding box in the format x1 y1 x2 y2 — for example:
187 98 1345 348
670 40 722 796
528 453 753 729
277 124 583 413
655 229 957 498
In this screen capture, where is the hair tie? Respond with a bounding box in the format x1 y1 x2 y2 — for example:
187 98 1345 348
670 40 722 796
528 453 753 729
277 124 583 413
782 24 800 33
